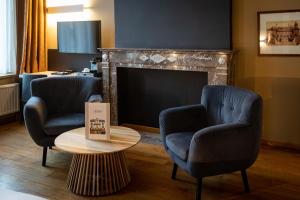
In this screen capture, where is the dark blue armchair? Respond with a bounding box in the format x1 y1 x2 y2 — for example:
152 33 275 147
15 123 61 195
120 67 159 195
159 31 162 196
159 85 263 200
24 76 102 166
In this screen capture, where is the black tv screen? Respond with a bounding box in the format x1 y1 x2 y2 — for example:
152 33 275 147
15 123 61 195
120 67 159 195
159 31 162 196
57 21 101 54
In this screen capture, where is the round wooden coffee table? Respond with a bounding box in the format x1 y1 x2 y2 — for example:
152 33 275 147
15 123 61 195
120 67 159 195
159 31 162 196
54 126 141 196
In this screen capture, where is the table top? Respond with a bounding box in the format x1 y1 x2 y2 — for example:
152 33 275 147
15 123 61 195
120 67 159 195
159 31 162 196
54 126 141 154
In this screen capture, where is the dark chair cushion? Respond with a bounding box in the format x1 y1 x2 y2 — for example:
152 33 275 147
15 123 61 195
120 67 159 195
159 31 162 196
166 132 194 161
44 113 84 136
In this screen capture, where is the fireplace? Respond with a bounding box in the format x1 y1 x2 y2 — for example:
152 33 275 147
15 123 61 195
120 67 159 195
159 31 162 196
117 68 207 127
99 48 235 125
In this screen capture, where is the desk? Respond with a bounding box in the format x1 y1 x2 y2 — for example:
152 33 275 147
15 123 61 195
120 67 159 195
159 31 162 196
19 71 95 78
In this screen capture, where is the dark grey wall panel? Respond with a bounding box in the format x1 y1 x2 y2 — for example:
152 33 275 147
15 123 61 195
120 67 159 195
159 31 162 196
115 0 232 49
48 49 96 72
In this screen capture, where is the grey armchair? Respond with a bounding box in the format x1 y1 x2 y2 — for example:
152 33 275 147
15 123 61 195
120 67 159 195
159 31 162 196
24 76 102 166
159 85 263 200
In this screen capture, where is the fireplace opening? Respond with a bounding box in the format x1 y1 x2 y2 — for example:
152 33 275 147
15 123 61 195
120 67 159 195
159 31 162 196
117 68 208 128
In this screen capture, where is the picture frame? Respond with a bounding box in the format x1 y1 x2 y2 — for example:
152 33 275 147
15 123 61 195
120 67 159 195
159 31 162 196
258 10 300 56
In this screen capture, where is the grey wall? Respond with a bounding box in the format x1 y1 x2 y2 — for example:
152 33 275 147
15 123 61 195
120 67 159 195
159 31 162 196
115 0 232 49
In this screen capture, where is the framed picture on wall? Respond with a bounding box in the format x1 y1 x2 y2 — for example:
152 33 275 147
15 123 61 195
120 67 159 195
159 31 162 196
258 10 300 56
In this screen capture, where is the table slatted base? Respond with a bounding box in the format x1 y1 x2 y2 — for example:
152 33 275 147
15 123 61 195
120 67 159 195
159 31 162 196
67 152 131 196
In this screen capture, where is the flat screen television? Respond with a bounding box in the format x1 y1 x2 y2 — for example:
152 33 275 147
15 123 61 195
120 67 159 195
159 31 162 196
57 21 101 54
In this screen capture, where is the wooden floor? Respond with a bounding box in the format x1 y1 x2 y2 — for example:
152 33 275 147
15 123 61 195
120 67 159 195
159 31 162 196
0 123 299 200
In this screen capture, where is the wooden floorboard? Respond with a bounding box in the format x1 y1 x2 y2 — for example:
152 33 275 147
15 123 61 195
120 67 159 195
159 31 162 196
0 122 299 200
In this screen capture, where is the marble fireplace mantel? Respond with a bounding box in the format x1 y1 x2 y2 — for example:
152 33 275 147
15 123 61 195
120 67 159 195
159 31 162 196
98 48 236 125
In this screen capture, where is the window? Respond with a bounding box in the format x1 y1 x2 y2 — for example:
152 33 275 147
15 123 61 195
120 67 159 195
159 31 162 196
0 0 16 74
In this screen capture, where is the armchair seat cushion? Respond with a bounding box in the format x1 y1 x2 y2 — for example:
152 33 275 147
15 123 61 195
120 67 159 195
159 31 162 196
44 113 84 136
166 132 194 161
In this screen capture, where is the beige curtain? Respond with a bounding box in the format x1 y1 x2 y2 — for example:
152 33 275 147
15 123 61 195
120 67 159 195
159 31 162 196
20 0 47 73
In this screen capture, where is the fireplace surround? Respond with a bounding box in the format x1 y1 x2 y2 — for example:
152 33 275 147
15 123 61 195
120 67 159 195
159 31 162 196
99 48 235 125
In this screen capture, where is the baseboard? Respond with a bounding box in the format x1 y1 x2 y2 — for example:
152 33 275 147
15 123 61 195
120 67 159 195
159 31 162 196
262 139 300 152
121 123 160 133
0 113 20 125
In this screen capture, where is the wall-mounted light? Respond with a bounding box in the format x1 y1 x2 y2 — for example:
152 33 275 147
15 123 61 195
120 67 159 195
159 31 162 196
46 0 88 13
47 5 83 13
47 0 87 8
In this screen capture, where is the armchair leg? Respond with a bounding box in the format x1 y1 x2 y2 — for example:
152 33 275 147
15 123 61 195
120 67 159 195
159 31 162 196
241 169 250 193
42 147 47 167
171 163 178 179
196 178 202 200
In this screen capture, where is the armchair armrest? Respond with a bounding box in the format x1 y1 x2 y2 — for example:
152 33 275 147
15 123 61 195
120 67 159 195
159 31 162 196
159 104 207 137
188 123 256 164
88 94 103 103
23 97 48 146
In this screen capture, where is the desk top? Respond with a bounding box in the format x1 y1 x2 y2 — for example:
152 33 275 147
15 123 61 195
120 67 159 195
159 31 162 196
19 71 95 78
54 126 141 154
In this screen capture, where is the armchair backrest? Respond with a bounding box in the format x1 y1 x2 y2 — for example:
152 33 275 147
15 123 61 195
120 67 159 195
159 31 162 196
201 85 262 127
31 76 101 115
21 74 47 104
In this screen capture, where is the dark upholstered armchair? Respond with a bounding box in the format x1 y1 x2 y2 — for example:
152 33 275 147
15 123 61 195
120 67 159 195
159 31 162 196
24 76 102 166
159 85 263 200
